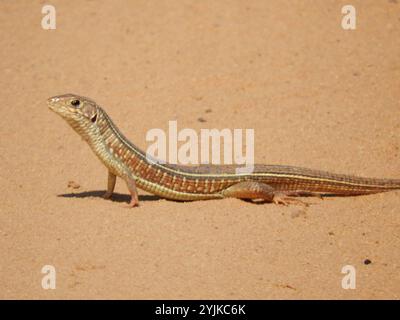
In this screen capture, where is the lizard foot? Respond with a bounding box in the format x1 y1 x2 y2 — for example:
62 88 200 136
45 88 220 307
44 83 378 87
273 193 310 207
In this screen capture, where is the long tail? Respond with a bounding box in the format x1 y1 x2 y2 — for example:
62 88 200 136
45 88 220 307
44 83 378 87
258 165 400 196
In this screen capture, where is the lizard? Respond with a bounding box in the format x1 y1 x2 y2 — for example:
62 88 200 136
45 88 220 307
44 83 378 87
47 93 400 207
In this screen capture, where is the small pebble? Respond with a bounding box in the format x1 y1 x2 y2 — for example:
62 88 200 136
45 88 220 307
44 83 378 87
67 181 80 189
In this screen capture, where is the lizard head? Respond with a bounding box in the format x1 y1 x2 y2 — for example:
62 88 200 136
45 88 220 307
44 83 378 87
47 93 100 139
48 93 98 124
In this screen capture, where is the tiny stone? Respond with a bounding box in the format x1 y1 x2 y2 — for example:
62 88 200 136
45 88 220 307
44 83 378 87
67 181 80 189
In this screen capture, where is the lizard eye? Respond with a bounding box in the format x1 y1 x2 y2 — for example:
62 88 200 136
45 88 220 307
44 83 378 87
71 99 80 107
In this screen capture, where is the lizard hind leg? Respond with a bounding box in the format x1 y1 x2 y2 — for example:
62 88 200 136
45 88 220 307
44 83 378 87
221 181 275 202
221 181 308 206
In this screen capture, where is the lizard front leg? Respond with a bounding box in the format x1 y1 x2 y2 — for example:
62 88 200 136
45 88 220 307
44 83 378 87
103 170 116 199
125 176 139 207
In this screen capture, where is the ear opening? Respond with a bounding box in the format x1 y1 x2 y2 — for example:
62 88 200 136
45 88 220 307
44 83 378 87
82 104 97 123
91 113 97 123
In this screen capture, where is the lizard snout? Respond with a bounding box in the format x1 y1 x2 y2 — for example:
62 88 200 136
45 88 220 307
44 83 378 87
47 96 62 111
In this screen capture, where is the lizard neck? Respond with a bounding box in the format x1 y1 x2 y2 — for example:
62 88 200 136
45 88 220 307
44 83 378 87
90 107 147 179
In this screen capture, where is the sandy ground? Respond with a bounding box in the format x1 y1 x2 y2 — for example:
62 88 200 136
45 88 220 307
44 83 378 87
1 0 400 299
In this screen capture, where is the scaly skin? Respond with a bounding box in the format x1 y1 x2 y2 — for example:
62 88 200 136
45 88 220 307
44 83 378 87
48 93 400 207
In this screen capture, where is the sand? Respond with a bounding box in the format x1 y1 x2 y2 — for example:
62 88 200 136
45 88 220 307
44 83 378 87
0 0 399 299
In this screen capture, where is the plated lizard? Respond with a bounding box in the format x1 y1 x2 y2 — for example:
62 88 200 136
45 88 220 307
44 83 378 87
48 94 400 207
